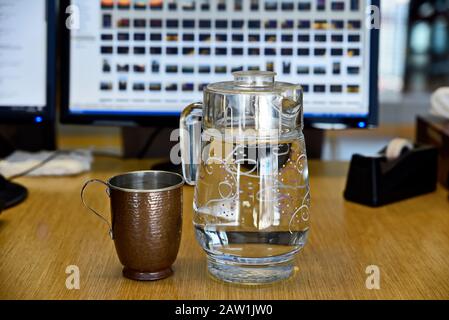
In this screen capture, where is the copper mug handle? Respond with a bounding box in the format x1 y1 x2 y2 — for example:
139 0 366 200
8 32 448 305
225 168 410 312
81 179 113 239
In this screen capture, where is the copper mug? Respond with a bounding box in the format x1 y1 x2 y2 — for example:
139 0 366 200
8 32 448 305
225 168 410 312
81 170 184 281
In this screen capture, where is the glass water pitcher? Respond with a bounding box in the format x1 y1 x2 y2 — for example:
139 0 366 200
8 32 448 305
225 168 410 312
180 71 310 284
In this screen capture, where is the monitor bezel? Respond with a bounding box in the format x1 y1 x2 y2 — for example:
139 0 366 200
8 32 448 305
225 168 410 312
59 0 379 129
0 0 56 125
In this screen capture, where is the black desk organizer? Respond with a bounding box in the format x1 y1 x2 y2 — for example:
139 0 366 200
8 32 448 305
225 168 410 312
344 145 438 207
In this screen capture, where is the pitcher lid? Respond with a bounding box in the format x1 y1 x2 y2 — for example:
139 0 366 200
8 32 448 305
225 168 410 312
206 71 301 95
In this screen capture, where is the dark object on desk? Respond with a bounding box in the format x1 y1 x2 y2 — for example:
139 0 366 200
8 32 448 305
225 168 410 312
0 175 28 213
123 126 324 175
416 115 449 189
151 161 182 175
122 127 325 160
344 145 438 207
0 124 56 158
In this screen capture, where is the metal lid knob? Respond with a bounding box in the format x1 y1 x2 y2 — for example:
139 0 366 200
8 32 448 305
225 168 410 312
233 71 276 87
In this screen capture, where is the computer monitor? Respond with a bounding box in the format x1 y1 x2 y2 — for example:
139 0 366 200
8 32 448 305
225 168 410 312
0 0 56 211
60 0 379 128
0 0 56 124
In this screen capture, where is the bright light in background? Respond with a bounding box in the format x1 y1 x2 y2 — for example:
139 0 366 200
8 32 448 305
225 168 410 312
379 0 410 101
34 116 43 123
410 21 432 55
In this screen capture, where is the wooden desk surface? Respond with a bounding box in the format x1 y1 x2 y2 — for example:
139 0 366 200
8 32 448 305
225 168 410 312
1 157 448 300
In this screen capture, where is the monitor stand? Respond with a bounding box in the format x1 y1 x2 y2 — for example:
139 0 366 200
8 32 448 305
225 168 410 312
122 127 324 174
0 124 56 158
151 161 183 175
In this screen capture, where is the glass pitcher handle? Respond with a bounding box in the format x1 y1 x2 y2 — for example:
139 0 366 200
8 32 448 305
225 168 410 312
180 102 203 185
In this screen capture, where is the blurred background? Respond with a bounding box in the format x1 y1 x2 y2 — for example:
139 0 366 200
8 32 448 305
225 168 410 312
57 0 449 160
1 0 449 161
322 0 449 159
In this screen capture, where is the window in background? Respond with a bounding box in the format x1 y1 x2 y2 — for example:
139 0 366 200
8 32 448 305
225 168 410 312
406 0 449 93
378 0 410 102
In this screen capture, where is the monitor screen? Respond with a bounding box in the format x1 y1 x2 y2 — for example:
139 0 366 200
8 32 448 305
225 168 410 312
63 0 378 127
0 0 53 123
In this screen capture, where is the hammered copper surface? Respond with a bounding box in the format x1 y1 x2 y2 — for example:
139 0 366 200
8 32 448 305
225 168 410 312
110 187 182 280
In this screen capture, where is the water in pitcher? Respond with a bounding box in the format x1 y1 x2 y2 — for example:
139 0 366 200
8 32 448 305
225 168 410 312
193 131 310 263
